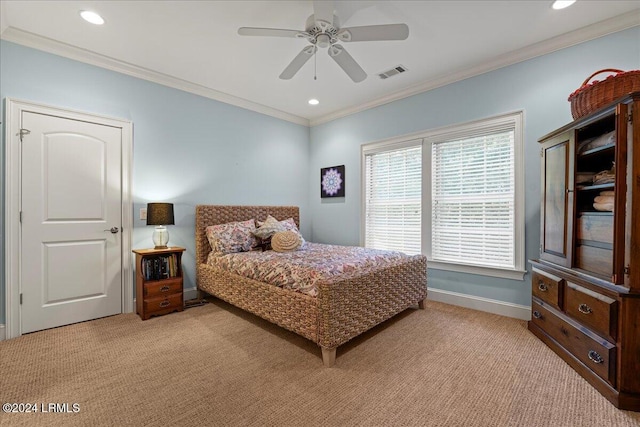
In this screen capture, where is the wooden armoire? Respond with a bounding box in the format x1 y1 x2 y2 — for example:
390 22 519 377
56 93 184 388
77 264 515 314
529 92 639 410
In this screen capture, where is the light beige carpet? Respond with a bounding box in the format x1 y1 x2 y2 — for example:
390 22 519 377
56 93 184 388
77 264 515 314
1 299 638 427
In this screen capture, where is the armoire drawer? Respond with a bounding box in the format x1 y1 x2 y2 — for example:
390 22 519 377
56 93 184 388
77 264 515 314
532 268 563 309
565 282 617 341
531 299 616 386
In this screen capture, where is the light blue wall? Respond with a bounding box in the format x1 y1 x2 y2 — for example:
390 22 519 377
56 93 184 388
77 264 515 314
1 27 639 326
308 27 640 307
0 40 310 324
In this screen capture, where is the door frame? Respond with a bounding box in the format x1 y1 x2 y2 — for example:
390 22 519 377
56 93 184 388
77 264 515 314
4 98 134 339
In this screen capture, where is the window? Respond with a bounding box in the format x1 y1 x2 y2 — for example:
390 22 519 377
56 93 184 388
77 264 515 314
362 112 525 280
363 140 422 255
430 124 517 269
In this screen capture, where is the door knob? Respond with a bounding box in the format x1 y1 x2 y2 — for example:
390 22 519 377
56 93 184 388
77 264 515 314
104 227 119 234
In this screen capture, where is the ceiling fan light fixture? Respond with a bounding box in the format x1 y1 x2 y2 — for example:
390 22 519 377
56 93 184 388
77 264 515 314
316 34 331 48
552 0 576 10
80 10 105 25
308 99 320 105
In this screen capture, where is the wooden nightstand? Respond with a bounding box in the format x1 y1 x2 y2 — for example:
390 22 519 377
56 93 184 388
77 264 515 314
133 247 186 320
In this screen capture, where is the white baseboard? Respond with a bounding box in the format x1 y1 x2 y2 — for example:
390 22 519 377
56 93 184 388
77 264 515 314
427 288 531 320
183 287 198 301
0 324 5 341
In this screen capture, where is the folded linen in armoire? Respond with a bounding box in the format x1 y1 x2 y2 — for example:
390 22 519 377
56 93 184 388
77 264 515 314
593 190 614 211
594 195 614 204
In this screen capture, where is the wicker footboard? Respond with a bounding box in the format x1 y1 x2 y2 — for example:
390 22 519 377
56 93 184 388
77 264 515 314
316 255 428 350
197 263 319 343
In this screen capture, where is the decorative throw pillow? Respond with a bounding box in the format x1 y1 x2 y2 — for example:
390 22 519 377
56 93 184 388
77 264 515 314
271 231 303 252
252 215 286 240
279 217 306 246
205 219 257 255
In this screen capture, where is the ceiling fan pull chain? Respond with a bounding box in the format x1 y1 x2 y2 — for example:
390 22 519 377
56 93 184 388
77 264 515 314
314 48 317 80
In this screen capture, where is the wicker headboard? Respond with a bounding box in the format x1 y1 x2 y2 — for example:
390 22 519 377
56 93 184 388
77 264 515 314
195 205 300 266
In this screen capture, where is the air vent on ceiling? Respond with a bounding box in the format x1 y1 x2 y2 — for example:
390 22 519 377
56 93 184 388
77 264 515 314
378 65 407 79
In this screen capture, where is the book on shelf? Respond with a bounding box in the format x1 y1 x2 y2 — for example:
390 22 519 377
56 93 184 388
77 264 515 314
141 253 179 280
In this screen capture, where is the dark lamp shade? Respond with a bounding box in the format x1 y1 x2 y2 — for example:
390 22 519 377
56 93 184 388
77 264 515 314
146 203 175 226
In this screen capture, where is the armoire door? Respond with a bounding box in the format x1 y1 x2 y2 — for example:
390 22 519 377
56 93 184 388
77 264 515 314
540 131 574 268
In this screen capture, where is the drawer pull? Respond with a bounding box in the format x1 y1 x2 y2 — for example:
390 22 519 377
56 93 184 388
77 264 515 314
159 300 170 308
532 311 542 319
578 303 592 315
588 350 603 364
160 285 170 292
537 281 548 292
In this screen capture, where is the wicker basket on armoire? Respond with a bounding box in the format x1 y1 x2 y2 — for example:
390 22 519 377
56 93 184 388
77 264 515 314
568 68 640 119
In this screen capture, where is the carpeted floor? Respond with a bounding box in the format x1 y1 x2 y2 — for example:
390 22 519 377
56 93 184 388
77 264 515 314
1 299 639 427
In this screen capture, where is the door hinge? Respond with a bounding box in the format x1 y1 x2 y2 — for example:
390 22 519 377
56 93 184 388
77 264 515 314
540 148 543 157
19 211 22 223
20 293 23 305
17 128 31 142
624 265 630 276
629 113 633 123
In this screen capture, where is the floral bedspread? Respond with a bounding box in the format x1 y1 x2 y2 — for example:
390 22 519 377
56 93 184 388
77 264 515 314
206 242 410 297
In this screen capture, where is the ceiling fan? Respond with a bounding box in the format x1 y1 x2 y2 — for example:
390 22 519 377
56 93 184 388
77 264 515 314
238 1 409 83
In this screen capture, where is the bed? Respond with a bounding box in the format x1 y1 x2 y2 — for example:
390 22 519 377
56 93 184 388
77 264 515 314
195 205 428 367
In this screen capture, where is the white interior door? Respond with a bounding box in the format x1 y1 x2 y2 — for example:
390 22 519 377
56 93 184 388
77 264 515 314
20 111 123 333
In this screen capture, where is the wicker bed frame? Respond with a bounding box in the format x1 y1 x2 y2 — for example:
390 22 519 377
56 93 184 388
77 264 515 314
195 205 428 367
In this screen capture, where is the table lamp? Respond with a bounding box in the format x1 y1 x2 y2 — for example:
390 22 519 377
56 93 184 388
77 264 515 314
146 202 174 249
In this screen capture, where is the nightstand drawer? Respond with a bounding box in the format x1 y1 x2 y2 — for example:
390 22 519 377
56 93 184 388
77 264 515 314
532 268 563 309
565 282 617 341
144 293 183 314
531 299 616 386
144 278 182 298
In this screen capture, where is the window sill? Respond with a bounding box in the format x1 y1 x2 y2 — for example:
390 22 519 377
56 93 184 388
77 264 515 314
426 259 527 281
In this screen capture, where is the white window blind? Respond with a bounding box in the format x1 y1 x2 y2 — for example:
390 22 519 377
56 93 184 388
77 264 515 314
364 144 421 255
431 127 515 269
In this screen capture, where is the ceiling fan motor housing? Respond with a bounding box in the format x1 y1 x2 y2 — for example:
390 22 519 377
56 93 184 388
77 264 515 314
305 14 340 47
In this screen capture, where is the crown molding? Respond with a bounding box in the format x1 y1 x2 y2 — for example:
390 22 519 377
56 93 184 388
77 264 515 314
309 11 640 127
0 27 310 127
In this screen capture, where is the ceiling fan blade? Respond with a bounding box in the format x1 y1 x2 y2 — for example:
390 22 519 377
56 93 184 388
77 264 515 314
328 45 366 83
313 0 334 25
337 24 409 42
238 27 305 38
279 45 317 80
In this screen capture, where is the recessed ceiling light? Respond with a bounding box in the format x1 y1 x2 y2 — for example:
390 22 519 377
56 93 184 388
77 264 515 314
552 0 576 10
80 10 105 25
308 99 319 105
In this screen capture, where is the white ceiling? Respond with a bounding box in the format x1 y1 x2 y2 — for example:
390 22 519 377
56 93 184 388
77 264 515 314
1 1 639 126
